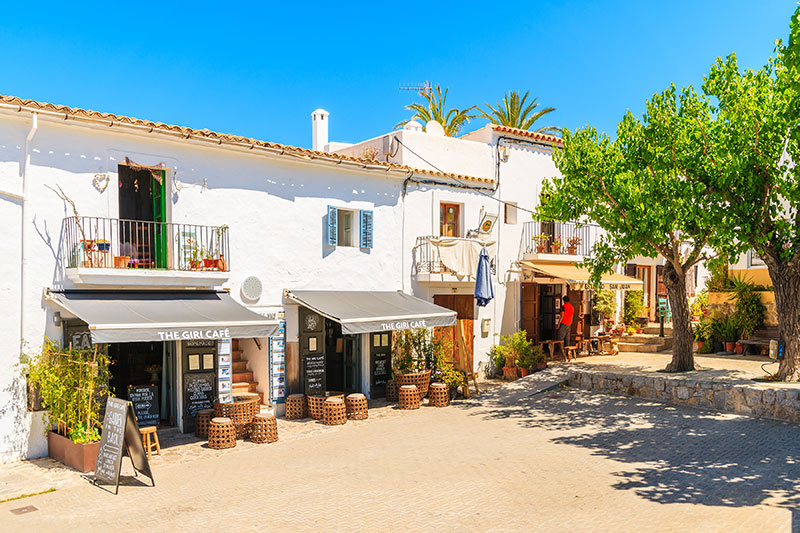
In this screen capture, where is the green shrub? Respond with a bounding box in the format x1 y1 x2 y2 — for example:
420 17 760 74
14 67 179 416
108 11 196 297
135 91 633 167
594 290 617 321
690 289 708 317
490 330 533 368
624 290 643 324
731 281 765 338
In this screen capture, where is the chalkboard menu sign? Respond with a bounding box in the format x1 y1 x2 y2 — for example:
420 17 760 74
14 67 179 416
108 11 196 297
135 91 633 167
127 384 159 427
94 397 154 494
304 352 325 397
185 373 215 418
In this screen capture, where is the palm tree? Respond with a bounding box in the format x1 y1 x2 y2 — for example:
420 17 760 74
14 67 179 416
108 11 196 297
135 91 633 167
396 85 477 137
480 90 560 135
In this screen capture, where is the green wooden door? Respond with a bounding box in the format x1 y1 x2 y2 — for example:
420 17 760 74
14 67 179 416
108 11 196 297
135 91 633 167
152 171 167 268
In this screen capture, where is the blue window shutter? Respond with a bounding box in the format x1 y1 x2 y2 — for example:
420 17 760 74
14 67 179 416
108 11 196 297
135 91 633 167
360 210 373 249
327 205 338 246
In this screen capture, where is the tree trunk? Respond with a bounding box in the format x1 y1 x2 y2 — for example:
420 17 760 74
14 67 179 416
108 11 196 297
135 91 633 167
663 262 695 372
766 263 800 381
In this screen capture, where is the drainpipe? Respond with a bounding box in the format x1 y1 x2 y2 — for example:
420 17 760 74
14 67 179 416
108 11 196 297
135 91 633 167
19 112 38 353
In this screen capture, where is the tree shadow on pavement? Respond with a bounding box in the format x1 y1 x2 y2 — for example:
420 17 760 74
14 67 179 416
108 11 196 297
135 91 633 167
462 388 799 530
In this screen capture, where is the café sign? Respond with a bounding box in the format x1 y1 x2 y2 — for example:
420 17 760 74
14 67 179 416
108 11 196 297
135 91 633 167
380 320 427 331
158 328 231 341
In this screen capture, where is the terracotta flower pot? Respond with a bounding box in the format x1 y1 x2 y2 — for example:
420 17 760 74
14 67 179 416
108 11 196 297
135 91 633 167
203 258 216 269
696 341 704 352
735 343 743 354
567 246 578 255
114 255 130 269
518 367 530 378
535 361 548 370
725 342 736 353
536 245 546 253
503 366 517 380
190 259 202 269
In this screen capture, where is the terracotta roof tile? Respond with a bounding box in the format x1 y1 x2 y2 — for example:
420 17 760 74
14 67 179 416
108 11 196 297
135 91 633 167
0 94 495 185
489 124 562 145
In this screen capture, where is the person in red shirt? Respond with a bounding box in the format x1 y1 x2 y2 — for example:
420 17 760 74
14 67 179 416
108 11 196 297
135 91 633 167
556 295 575 349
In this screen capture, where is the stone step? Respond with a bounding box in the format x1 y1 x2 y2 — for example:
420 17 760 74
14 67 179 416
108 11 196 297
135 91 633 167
232 371 254 383
618 339 673 353
232 360 248 372
232 382 257 393
619 334 672 344
642 326 673 335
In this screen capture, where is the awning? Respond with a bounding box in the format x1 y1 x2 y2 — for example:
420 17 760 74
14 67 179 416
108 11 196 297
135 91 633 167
285 290 457 334
48 290 280 343
519 261 643 290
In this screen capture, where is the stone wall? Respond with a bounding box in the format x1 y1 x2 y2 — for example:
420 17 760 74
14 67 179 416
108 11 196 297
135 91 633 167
568 368 800 423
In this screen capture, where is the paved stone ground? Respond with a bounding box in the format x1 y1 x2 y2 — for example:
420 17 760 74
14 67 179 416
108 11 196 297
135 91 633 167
0 376 797 532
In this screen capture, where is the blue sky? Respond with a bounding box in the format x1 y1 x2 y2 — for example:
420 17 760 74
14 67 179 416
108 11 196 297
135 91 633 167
0 1 793 148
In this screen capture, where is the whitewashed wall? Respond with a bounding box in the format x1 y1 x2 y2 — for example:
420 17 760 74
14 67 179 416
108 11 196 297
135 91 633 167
0 111 406 461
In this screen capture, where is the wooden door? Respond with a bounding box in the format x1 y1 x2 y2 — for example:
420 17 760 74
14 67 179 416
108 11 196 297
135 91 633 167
440 203 461 237
521 283 540 343
433 294 474 372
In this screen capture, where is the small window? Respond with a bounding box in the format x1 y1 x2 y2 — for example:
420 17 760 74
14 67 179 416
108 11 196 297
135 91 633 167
504 202 518 224
338 209 355 247
440 203 461 237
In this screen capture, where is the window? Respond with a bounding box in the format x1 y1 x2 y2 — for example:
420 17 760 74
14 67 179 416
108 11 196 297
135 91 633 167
504 202 518 224
327 206 373 249
440 203 461 237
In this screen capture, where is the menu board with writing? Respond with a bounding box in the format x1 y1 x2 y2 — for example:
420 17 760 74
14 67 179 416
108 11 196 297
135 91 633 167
94 397 154 494
304 352 325 397
127 384 159 427
184 373 215 418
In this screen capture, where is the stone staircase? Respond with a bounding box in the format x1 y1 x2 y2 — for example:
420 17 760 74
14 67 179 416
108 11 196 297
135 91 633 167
230 339 264 404
616 324 673 353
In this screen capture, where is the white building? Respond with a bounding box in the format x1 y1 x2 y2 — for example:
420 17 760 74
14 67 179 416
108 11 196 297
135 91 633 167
0 93 637 463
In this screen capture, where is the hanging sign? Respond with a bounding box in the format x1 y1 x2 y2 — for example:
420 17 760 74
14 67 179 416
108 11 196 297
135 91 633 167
94 397 154 495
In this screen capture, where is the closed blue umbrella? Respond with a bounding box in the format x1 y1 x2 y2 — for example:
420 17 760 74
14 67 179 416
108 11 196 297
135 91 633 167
474 247 494 307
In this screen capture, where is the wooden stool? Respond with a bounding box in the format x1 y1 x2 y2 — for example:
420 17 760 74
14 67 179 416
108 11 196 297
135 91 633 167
323 397 347 426
139 426 160 459
307 395 327 420
386 380 398 402
428 383 450 407
285 394 307 420
564 346 578 361
208 417 236 450
398 385 420 410
250 414 278 444
345 393 368 420
194 408 214 438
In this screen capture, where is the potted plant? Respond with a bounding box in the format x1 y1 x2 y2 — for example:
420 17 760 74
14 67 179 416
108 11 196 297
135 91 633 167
95 239 111 252
566 236 582 254
716 316 740 353
532 233 549 253
593 290 617 329
515 353 530 378
489 345 505 378
491 330 534 380
626 326 637 336
532 346 547 370
114 255 130 269
551 237 564 254
693 319 709 352
21 340 112 473
201 247 217 269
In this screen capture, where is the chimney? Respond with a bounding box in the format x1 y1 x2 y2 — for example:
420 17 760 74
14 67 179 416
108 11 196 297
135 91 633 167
311 108 329 151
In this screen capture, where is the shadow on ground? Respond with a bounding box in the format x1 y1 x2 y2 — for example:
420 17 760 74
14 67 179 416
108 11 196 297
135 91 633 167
460 387 799 530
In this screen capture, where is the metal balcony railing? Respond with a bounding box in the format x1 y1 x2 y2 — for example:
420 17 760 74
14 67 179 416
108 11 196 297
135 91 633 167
413 236 496 276
520 220 600 257
63 216 230 271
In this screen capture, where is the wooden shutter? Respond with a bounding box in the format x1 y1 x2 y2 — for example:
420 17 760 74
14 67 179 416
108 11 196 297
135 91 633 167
359 210 373 249
656 264 667 297
327 205 338 246
625 263 637 277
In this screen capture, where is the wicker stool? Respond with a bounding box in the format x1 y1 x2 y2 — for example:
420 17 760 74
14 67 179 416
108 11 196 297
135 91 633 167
345 393 368 420
285 394 307 420
323 397 347 426
208 417 236 450
428 382 450 407
250 414 279 444
194 408 215 438
139 426 161 459
307 395 327 420
398 385 420 410
386 379 398 402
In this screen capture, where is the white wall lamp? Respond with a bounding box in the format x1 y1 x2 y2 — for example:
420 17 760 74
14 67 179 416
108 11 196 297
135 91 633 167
53 312 61 326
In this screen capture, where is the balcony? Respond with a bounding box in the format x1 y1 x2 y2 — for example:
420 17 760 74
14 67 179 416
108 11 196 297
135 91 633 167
520 220 600 262
62 216 231 288
413 235 496 283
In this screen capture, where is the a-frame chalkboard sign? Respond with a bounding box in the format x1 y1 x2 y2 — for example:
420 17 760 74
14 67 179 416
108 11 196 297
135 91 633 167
93 397 155 494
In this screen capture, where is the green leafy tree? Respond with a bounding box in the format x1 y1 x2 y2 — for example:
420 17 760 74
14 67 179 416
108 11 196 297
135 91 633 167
699 6 800 380
538 85 722 372
396 85 477 136
479 90 560 134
